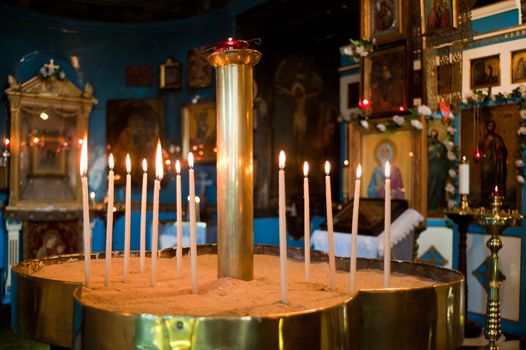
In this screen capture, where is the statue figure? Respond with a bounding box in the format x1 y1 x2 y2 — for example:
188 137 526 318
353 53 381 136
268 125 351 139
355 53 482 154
427 129 448 210
479 120 507 206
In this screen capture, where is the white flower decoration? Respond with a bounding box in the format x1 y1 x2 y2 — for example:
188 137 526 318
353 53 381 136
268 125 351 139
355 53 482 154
447 152 456 161
520 110 526 119
515 159 524 168
517 175 525 184
376 123 386 132
392 115 405 126
517 126 526 135
360 120 369 129
447 126 456 135
417 105 432 116
448 169 457 178
447 199 458 209
445 183 455 194
410 119 423 130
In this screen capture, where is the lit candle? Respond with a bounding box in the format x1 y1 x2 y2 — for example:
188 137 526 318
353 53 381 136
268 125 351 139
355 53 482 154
123 154 131 283
139 158 148 273
151 141 163 286
343 160 350 201
350 164 362 294
175 160 183 277
278 151 288 303
80 136 91 288
325 161 336 290
104 154 115 287
188 152 198 294
459 156 470 195
303 161 310 282
384 161 391 288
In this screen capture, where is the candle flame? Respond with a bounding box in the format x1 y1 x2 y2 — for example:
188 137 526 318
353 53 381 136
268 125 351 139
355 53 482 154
175 160 181 174
325 161 330 175
495 185 499 193
126 154 131 174
343 159 349 166
462 155 467 162
279 150 286 169
303 161 309 177
195 196 201 204
80 136 87 176
188 152 194 168
156 140 163 180
356 164 362 179
142 158 147 172
108 153 114 170
385 161 390 178
4 138 9 146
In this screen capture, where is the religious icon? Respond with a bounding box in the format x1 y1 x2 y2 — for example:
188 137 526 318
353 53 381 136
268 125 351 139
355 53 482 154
107 99 164 185
362 45 409 117
182 100 216 161
187 47 213 89
367 140 405 199
422 0 457 35
470 55 501 89
427 128 449 211
363 0 406 44
511 49 526 84
36 229 66 258
160 57 181 89
478 120 507 207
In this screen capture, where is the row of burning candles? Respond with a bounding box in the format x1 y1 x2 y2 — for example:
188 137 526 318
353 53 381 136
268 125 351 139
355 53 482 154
80 138 471 300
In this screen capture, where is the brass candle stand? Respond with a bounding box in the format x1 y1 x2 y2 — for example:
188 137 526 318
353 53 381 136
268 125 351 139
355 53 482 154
474 195 522 350
446 194 482 338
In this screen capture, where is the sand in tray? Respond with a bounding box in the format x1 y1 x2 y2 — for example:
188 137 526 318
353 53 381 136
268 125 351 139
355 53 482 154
32 254 435 317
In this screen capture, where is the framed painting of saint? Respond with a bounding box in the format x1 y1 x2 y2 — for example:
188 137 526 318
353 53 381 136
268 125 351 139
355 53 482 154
361 44 410 117
421 0 458 35
511 49 526 84
470 55 500 90
181 100 216 162
460 104 522 210
347 116 427 216
361 0 408 44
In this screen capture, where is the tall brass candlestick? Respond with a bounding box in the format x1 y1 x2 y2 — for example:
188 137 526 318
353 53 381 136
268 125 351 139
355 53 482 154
208 40 261 280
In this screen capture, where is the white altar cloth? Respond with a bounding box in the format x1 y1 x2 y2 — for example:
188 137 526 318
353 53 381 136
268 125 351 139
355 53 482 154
311 209 423 259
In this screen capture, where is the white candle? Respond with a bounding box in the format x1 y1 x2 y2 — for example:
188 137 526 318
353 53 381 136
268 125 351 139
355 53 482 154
459 156 470 195
151 141 163 286
175 160 183 277
104 154 115 287
384 161 391 288
80 136 91 288
195 196 201 222
343 160 350 201
350 164 362 294
278 151 288 303
139 159 148 273
303 161 310 282
325 161 336 290
188 152 198 294
123 154 131 282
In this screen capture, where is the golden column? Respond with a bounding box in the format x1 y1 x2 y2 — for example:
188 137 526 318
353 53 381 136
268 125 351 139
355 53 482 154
208 39 261 280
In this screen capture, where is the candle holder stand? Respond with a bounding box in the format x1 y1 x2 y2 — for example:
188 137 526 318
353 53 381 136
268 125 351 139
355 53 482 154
474 195 522 350
446 194 482 338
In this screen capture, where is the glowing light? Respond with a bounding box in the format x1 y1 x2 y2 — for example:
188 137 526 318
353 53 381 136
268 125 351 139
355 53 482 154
325 161 331 175
278 151 286 169
399 106 405 112
80 136 88 176
165 159 171 166
462 155 467 162
33 137 39 144
39 112 49 120
188 152 194 168
126 154 131 174
78 138 84 145
385 161 391 178
155 141 163 180
4 139 9 147
195 196 201 204
175 160 181 174
142 158 147 172
356 164 362 179
109 153 114 170
303 161 309 177
343 159 349 166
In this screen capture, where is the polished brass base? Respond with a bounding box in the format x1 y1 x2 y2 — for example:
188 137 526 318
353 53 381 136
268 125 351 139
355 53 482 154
12 246 464 349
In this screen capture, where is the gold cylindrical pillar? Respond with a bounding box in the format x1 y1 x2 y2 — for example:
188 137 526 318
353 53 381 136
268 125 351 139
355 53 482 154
208 44 261 280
